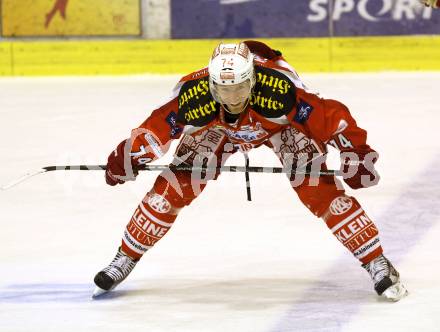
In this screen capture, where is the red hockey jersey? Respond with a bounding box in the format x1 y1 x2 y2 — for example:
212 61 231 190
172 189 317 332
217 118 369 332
128 42 370 167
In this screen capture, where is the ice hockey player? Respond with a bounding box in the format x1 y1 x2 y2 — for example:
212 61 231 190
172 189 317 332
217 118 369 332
93 40 408 301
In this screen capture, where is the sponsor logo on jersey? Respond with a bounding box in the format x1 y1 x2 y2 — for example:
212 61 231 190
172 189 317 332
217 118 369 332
278 127 323 170
353 237 380 258
330 196 353 215
334 213 376 245
166 111 183 137
183 100 218 123
249 67 295 118
255 71 291 95
131 208 169 239
250 90 285 111
176 129 225 171
144 133 164 158
177 78 220 126
294 99 313 124
147 193 172 214
178 79 210 108
223 122 268 143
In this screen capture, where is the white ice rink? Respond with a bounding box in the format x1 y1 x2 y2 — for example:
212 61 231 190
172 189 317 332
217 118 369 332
1 72 439 332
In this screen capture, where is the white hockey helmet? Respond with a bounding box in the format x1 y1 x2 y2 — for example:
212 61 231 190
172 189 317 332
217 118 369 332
208 42 256 105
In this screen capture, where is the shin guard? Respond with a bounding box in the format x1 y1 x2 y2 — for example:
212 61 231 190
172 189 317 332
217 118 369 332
121 192 178 259
323 196 383 264
121 170 206 260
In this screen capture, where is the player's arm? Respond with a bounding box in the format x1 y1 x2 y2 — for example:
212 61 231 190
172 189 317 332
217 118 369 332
244 40 283 61
296 89 380 189
246 40 309 91
105 98 183 186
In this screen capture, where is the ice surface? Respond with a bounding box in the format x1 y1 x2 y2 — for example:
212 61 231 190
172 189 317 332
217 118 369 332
1 73 439 332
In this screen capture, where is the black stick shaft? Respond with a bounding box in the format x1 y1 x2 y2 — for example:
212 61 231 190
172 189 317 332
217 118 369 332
42 164 339 176
1 164 339 191
244 155 252 201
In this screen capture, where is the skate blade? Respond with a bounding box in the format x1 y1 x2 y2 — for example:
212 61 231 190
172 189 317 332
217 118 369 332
382 282 409 302
92 286 108 298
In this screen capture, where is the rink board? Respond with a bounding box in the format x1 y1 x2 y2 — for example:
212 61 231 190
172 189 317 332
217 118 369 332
1 36 440 76
1 0 141 37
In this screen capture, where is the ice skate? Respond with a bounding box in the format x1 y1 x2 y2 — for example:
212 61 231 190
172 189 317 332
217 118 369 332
93 247 139 298
363 254 408 302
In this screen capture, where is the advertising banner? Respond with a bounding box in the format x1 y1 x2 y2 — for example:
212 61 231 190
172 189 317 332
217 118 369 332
325 0 440 36
171 0 440 38
2 0 141 37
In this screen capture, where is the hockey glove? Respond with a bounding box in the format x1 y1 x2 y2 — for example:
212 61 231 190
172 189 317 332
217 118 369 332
340 147 380 189
105 139 137 186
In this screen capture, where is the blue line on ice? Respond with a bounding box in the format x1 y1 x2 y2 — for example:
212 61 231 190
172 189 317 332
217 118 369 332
0 283 95 303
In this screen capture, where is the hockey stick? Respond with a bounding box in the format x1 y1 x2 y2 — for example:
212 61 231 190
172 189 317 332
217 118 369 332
243 154 252 202
0 164 339 191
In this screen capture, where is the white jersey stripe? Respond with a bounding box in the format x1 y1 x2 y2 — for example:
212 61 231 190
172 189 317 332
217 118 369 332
330 208 364 233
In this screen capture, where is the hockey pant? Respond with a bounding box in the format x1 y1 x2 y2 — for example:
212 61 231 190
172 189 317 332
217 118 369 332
121 127 383 264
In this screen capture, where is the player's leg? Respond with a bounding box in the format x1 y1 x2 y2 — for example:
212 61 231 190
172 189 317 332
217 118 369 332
93 129 233 295
268 127 407 301
294 175 381 263
293 176 407 301
93 170 210 296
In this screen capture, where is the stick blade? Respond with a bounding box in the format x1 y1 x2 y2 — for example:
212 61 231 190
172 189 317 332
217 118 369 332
0 169 46 191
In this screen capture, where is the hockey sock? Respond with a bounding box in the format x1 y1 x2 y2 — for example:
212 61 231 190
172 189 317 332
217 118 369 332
121 192 178 260
120 170 204 260
323 195 383 264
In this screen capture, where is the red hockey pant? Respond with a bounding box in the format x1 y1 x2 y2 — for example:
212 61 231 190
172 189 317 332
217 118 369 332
121 127 383 264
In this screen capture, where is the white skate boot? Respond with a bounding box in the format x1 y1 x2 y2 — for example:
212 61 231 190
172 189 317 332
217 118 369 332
362 254 408 302
93 248 138 298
